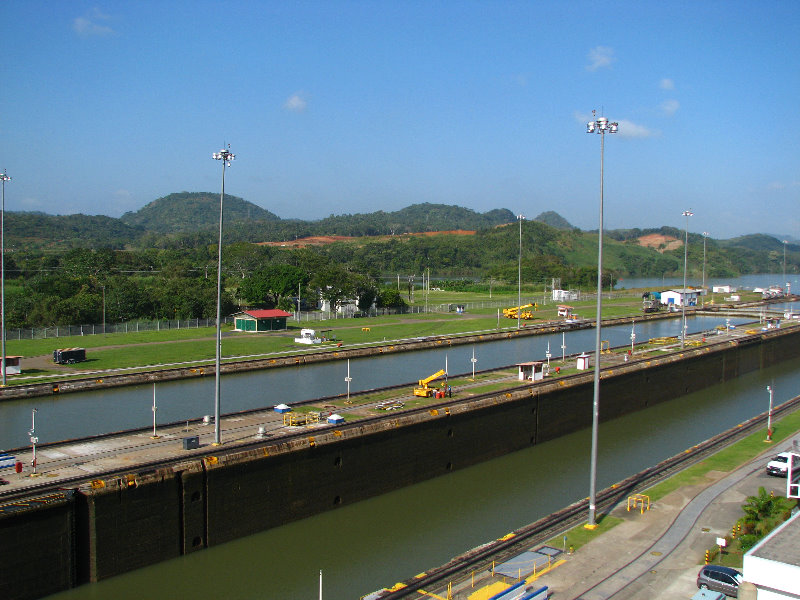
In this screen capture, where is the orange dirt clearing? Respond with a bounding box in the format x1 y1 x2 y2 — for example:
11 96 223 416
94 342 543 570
258 230 476 247
637 233 682 252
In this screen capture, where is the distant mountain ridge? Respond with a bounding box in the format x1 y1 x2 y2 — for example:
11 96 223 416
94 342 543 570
120 192 280 233
534 211 576 230
2 191 795 280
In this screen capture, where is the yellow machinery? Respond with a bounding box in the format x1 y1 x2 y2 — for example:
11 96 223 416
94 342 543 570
414 369 446 397
503 303 537 319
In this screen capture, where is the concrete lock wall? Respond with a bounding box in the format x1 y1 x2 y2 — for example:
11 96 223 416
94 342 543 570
2 327 800 600
0 491 77 600
79 469 183 583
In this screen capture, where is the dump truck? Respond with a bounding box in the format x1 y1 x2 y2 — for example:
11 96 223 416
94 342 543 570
53 348 86 364
642 291 662 313
414 369 446 397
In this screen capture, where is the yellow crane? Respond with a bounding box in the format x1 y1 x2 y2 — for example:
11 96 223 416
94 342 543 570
414 369 446 397
503 303 537 319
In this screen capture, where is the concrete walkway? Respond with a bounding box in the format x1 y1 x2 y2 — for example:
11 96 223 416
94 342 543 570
530 435 799 599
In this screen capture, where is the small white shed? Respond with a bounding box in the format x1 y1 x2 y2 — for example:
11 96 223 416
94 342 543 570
2 356 22 376
517 361 545 381
577 353 591 370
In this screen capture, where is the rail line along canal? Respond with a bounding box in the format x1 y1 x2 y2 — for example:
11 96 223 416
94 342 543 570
1 311 799 600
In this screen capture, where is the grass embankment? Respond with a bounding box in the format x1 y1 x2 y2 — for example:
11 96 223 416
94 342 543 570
548 408 800 555
4 288 763 383
4 291 647 382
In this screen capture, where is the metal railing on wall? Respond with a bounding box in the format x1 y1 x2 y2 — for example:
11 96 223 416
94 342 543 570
5 317 231 340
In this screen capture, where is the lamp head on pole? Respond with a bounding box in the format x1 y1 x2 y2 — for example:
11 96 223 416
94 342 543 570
682 210 694 218
587 114 618 135
0 171 10 183
212 145 235 167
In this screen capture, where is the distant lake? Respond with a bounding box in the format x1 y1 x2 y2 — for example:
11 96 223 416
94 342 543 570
614 273 799 292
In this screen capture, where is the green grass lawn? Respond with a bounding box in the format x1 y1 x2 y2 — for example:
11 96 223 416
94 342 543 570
1 288 728 385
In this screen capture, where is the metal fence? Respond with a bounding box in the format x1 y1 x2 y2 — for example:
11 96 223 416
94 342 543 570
5 317 230 340
5 293 636 340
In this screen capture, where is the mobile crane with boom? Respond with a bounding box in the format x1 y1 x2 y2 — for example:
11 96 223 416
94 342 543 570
414 369 446 397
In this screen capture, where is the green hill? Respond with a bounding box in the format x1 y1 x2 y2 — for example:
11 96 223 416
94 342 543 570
120 192 280 233
5 212 145 249
534 211 575 230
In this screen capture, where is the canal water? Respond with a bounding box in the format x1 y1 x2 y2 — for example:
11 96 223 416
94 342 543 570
2 315 754 450
43 351 800 600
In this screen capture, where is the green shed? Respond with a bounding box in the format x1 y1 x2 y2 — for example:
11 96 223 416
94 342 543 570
233 309 292 332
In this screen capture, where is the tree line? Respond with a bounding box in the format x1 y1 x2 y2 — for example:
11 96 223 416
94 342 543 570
1 219 796 328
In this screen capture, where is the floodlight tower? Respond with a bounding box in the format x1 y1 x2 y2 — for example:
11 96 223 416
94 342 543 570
211 145 235 446
783 240 788 289
702 232 709 292
517 214 525 330
585 113 618 528
0 170 9 387
681 210 693 350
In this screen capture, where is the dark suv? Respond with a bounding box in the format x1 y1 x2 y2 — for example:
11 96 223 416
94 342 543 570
697 565 742 597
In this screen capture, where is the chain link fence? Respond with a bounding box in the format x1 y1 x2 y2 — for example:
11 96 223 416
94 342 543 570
5 293 634 340
5 317 229 340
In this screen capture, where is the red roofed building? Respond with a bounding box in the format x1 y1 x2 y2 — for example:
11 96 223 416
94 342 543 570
233 309 292 332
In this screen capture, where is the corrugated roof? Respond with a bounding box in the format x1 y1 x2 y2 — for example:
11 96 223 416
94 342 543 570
239 309 293 319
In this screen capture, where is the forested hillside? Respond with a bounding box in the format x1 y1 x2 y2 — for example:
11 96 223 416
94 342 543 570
2 195 797 328
120 192 280 233
5 212 145 249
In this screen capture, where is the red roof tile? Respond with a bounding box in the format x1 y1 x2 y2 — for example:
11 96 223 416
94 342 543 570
242 309 292 319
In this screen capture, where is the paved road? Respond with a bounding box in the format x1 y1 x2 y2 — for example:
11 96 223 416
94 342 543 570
529 435 799 599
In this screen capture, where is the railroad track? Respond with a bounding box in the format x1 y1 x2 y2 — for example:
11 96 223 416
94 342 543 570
373 394 800 600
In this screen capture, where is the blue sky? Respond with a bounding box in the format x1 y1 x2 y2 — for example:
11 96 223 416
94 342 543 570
2 1 798 239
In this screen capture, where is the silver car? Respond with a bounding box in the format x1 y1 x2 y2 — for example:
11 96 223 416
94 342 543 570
697 565 742 597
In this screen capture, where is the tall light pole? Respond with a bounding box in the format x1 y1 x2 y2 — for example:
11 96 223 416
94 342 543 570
702 232 709 293
517 214 525 330
766 385 774 442
345 359 352 401
211 145 235 446
1 170 10 387
681 210 693 350
780 240 789 288
585 113 618 527
29 408 38 476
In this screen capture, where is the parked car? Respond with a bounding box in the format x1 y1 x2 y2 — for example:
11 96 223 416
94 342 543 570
766 452 792 477
697 565 742 597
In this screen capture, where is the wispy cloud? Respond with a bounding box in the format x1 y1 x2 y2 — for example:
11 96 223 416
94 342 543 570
283 92 308 113
660 99 680 116
73 9 114 37
659 78 675 91
616 119 657 139
768 181 800 191
586 46 615 71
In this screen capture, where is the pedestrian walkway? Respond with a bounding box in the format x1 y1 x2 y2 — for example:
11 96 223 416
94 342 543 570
528 434 799 599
